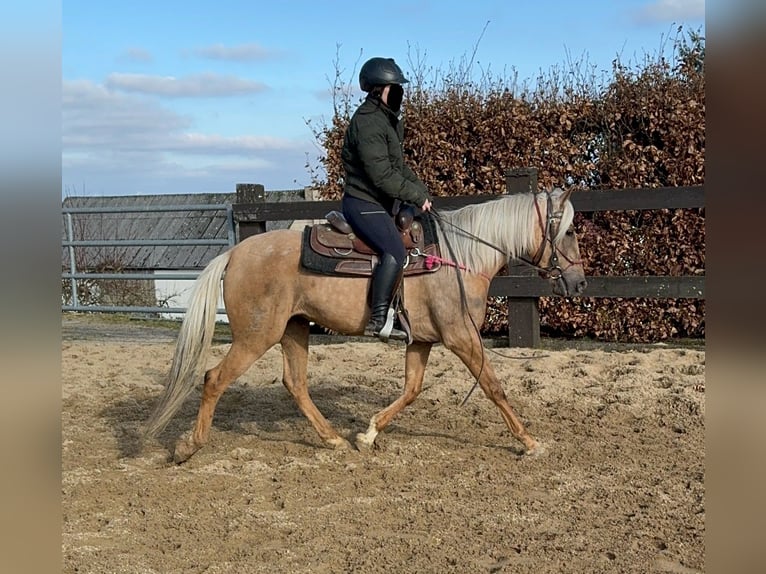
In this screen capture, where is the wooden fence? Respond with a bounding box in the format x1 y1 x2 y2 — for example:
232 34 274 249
232 170 705 347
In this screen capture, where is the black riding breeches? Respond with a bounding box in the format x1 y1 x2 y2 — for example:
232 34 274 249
341 195 406 266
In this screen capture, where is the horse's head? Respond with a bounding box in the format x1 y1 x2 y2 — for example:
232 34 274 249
529 187 587 297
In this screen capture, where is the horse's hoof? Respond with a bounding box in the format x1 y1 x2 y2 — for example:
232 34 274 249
327 437 353 450
173 437 201 464
524 440 545 457
355 432 376 452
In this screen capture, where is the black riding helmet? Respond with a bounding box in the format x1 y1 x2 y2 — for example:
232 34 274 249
359 57 409 92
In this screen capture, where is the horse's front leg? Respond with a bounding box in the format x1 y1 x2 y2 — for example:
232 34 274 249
445 337 541 455
356 341 433 450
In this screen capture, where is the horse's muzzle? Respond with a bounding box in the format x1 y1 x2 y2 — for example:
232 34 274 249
552 275 587 297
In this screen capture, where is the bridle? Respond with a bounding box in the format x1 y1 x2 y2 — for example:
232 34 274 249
517 191 583 280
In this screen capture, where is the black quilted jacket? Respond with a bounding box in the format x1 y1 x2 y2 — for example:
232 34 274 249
341 95 430 214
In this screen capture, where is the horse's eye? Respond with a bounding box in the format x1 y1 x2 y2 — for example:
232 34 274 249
565 229 574 237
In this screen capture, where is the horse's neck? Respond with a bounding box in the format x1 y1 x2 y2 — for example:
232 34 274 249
438 208 516 278
443 194 540 277
478 240 511 279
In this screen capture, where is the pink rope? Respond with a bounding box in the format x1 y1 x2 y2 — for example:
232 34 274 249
424 254 491 280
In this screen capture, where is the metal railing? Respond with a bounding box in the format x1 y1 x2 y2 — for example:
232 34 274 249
61 203 236 314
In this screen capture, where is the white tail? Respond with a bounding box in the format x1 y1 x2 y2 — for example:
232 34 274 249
143 250 232 439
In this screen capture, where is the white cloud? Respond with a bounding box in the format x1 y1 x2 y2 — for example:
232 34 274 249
192 43 280 62
170 133 303 154
120 47 153 63
63 79 305 154
104 72 269 97
62 79 314 195
63 80 191 150
634 0 705 23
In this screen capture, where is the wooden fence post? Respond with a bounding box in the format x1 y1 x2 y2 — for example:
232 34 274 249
235 183 265 241
505 168 541 348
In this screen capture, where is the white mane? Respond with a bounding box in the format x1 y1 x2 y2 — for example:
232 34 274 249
433 190 574 275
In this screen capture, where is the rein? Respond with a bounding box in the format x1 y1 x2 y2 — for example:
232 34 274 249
430 207 487 406
430 210 506 254
429 191 579 406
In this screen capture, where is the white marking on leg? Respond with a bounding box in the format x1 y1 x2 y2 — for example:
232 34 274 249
356 416 379 448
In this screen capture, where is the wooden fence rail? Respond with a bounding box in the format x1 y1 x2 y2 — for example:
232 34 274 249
232 172 704 346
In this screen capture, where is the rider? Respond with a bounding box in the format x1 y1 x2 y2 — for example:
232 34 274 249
341 56 433 341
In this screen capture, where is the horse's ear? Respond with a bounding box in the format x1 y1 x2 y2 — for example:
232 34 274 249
554 187 573 205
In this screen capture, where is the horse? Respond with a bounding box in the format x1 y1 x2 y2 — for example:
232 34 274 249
143 187 587 463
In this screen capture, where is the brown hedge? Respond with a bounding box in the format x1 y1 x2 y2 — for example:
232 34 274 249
309 30 705 343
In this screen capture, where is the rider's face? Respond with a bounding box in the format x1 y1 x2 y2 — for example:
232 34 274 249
382 84 404 113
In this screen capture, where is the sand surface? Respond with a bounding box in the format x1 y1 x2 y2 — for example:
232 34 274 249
62 315 704 573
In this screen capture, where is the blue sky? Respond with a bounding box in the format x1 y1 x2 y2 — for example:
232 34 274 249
62 0 705 197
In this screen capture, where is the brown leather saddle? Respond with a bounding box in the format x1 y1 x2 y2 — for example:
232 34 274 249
301 206 441 277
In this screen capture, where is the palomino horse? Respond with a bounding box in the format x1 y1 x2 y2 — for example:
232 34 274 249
144 187 586 462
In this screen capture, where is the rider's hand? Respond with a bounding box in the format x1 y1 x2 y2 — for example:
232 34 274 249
421 198 432 212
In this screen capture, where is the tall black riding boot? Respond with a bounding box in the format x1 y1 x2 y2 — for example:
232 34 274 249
364 253 408 341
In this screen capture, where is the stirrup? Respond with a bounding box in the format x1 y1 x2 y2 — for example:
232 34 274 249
367 309 408 342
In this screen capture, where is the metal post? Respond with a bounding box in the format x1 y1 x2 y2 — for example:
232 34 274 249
65 212 79 309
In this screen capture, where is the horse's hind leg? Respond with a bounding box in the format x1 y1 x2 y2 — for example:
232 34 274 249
174 339 267 463
280 317 352 450
356 341 433 450
445 339 541 455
